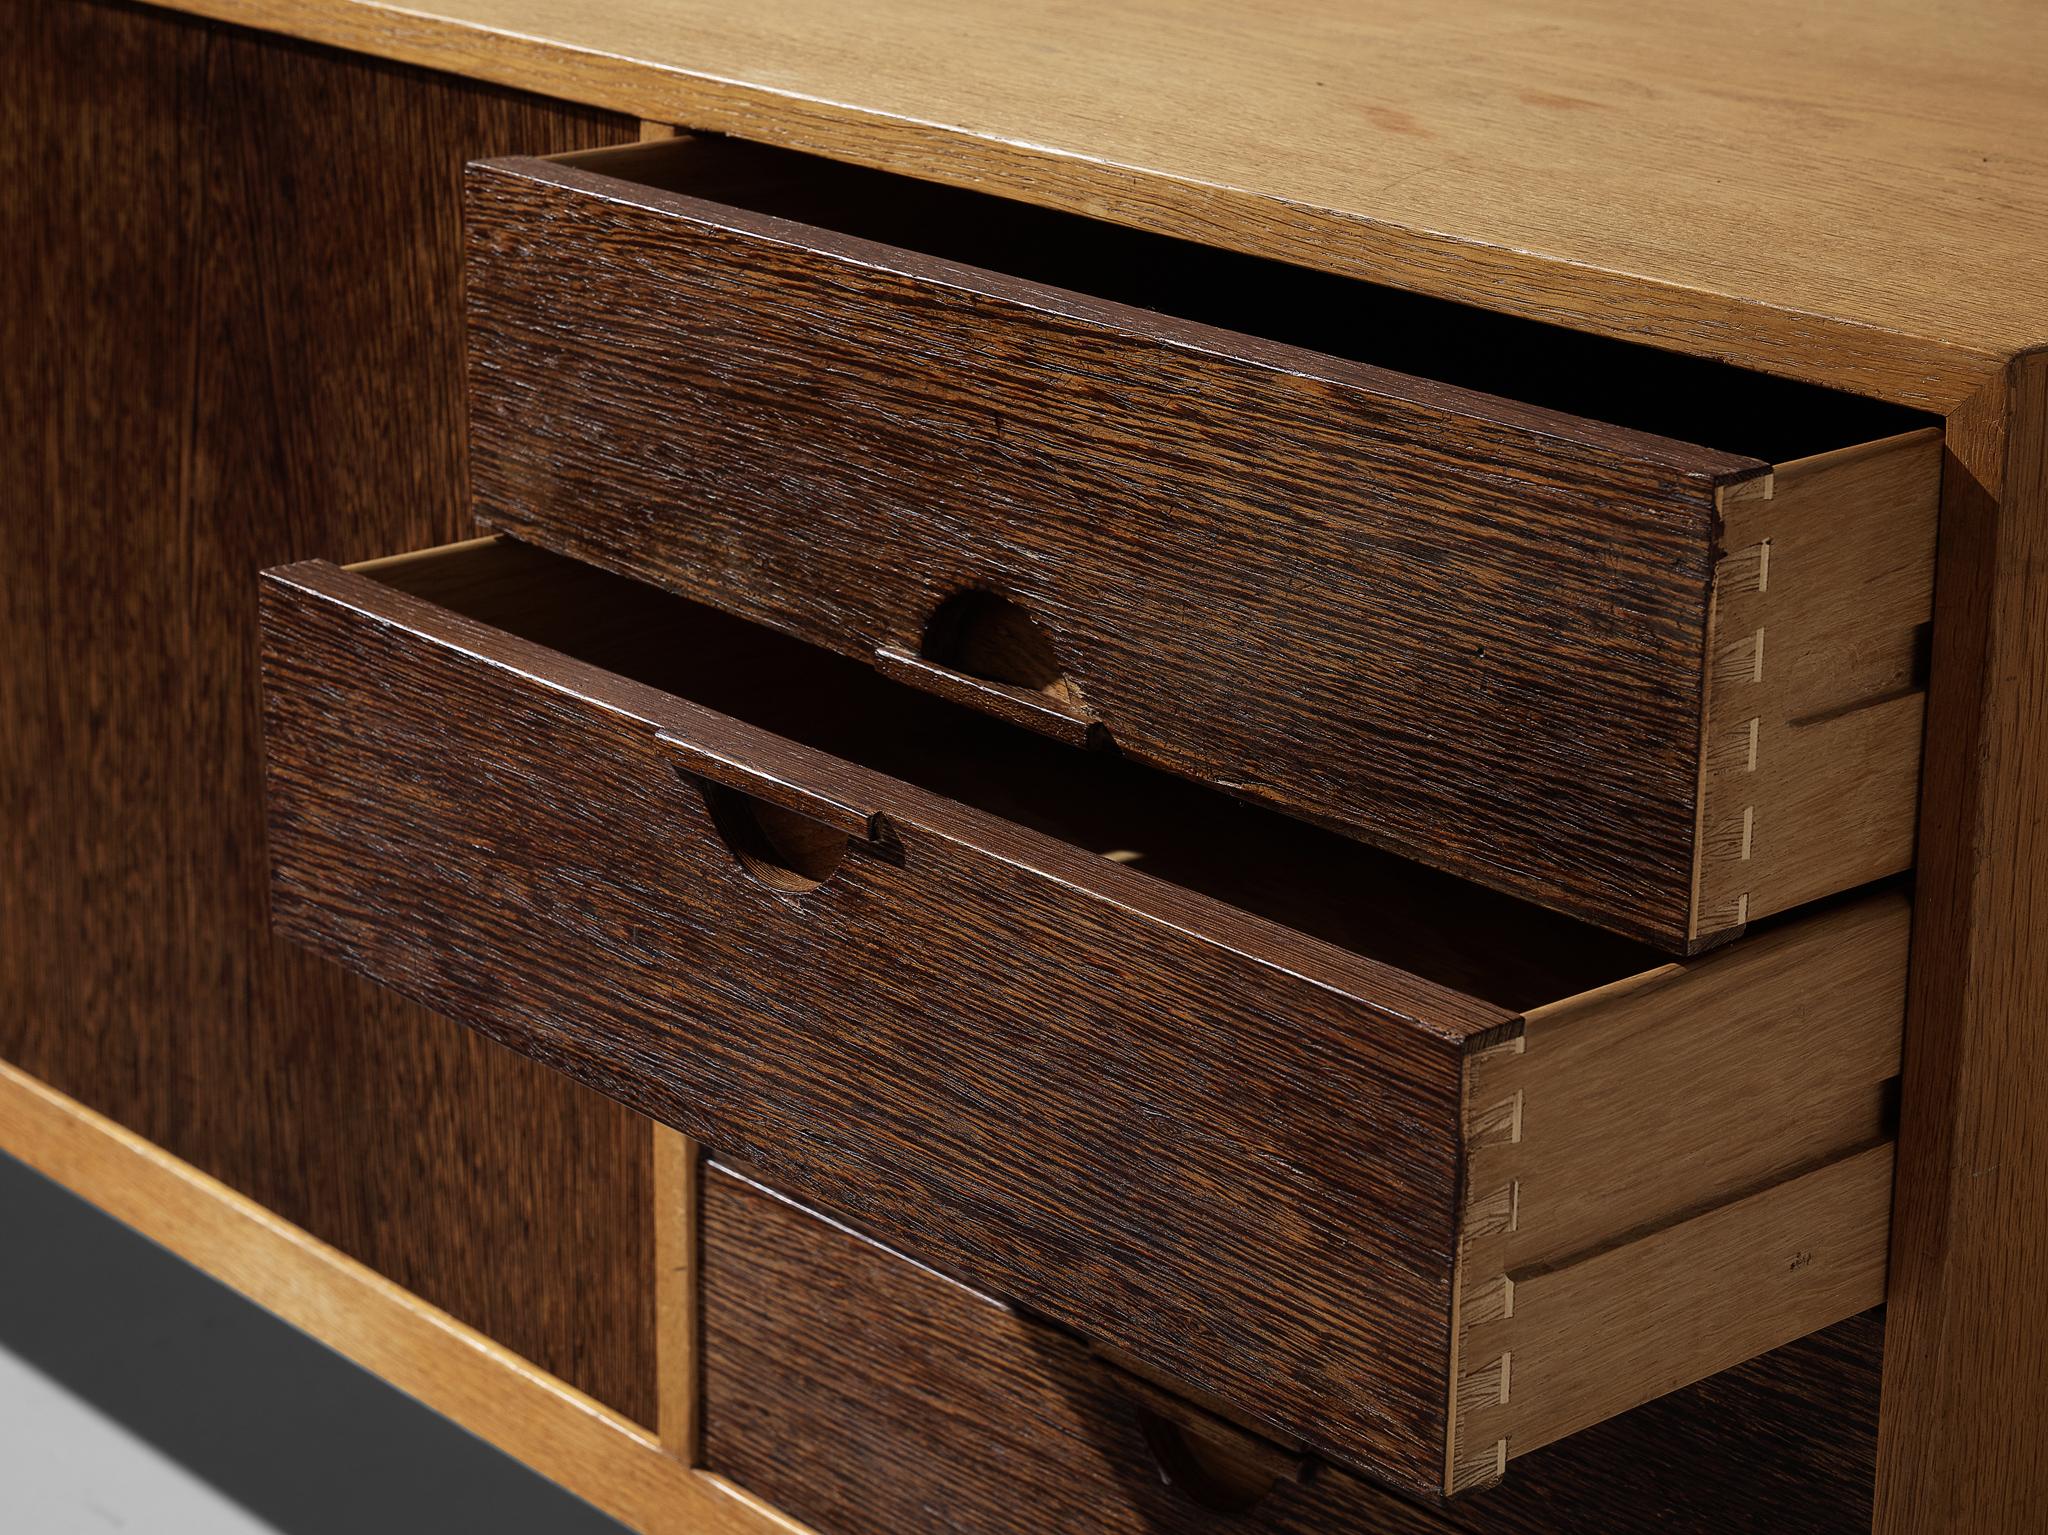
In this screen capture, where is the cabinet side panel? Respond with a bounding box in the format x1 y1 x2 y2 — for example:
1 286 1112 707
0 0 653 1425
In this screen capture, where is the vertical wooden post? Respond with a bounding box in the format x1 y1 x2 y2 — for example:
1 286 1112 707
652 1124 703 1466
1876 350 2048 1532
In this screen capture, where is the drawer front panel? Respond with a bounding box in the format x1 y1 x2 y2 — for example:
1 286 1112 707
702 1162 1885 1535
462 145 1761 946
703 1160 1389 1535
256 552 1490 1494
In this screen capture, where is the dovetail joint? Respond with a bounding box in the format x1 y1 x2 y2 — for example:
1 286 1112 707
1699 538 1773 934
1458 1350 1511 1409
1464 1272 1515 1325
1451 1350 1514 1493
1713 625 1766 687
1451 1438 1510 1494
1469 1091 1524 1149
1719 539 1771 596
1465 1181 1519 1239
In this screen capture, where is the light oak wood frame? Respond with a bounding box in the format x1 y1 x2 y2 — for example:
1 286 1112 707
1876 348 2048 1533
0 1059 801 1535
122 0 2048 409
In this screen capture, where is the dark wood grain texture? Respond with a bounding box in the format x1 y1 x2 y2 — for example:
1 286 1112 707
258 547 1502 1495
0 0 653 1424
702 1161 1884 1535
459 136 1929 950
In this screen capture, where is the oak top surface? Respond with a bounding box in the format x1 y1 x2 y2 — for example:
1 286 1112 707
174 0 2048 403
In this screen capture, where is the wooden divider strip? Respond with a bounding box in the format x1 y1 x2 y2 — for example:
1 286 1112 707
0 1058 808 1535
654 1123 704 1463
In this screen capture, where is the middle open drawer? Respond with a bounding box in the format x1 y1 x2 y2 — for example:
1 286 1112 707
257 538 1901 1500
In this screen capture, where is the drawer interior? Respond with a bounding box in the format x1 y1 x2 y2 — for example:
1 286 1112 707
366 537 1664 1011
558 135 1929 464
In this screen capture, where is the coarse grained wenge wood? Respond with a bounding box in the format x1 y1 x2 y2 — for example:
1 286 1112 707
701 1161 1887 1535
256 539 1909 1495
257 550 1493 1495
131 0 2048 409
461 142 1933 949
0 0 653 1424
326 537 1658 1018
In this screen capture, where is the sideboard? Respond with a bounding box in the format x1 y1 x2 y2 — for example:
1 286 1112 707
6 4 2045 1531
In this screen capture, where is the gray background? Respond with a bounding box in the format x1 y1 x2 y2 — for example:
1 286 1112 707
0 1151 629 1534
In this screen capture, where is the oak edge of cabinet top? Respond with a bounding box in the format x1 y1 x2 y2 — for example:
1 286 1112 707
143 0 2046 411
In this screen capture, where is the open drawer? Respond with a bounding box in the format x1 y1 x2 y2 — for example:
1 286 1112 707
258 538 1902 1498
461 134 1941 951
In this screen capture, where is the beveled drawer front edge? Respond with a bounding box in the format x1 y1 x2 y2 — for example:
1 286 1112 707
501 146 1770 475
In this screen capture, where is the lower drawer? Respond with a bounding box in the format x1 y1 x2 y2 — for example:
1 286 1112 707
258 537 1900 1495
701 1162 1883 1535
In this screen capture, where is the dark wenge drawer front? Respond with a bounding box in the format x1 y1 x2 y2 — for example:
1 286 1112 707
701 1162 1884 1535
461 135 1939 952
258 539 1900 1497
702 1160 1389 1535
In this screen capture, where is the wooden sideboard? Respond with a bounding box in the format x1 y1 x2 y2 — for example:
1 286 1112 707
5 3 2044 1531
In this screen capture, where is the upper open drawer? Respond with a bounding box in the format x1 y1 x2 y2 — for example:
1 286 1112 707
460 135 1940 952
259 537 1900 1499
